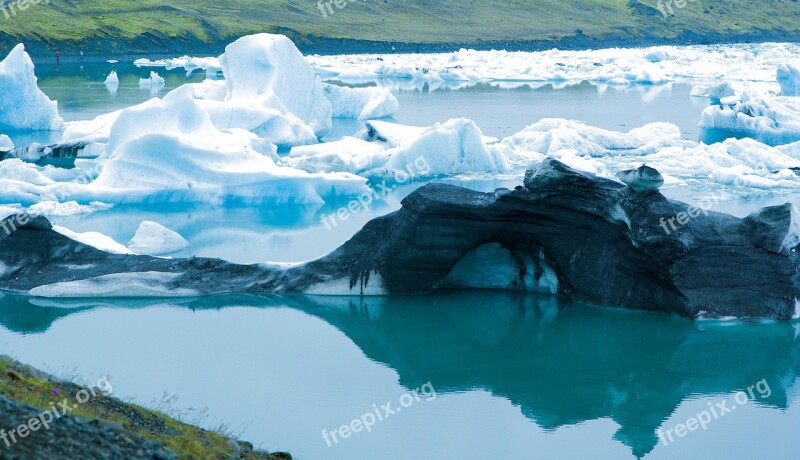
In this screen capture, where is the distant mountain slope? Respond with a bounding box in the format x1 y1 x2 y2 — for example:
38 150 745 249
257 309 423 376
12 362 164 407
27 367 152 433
1 0 799 57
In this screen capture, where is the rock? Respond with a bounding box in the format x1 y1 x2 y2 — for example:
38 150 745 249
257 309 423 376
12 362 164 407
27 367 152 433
616 165 664 192
1 161 798 319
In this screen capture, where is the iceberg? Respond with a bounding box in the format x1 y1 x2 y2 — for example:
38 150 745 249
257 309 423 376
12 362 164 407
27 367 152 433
219 34 332 138
306 43 800 91
323 83 399 119
289 119 507 178
0 134 13 151
699 92 800 145
138 71 165 89
778 62 800 96
0 44 63 131
104 71 119 85
127 221 190 256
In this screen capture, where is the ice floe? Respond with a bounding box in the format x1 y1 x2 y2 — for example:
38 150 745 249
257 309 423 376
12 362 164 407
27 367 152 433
220 33 332 138
778 62 800 96
138 71 165 89
0 134 13 151
0 44 63 131
127 221 190 256
287 118 507 178
323 83 399 119
306 43 800 91
699 92 800 145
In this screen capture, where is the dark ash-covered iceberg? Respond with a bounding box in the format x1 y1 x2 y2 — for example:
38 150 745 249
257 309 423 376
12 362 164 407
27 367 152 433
1 159 798 320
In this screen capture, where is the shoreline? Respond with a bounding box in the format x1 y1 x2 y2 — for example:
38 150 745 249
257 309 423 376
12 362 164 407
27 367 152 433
16 31 800 64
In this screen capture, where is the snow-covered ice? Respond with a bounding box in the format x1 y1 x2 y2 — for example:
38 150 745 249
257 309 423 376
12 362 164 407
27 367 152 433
52 225 133 255
0 44 63 131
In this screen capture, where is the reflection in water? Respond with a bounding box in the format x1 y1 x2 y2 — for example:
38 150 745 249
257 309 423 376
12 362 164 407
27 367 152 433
1 291 797 458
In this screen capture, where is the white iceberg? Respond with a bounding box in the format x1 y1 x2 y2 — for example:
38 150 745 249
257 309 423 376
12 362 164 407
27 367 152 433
104 71 119 85
127 221 190 256
220 33 332 138
306 43 800 91
323 83 399 119
138 71 165 89
88 85 367 205
288 119 507 178
690 81 736 100
0 44 63 131
699 92 800 145
778 62 800 96
0 134 13 151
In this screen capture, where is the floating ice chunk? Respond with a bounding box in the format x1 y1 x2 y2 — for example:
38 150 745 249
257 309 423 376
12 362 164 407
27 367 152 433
135 56 221 75
52 225 132 255
104 71 119 96
0 134 13 151
306 43 800 90
690 82 736 101
699 92 800 145
377 118 508 177
634 63 667 84
220 34 332 137
0 44 63 131
494 118 686 160
138 71 165 89
323 84 399 119
359 120 427 147
29 272 199 298
292 119 508 178
128 221 190 256
107 59 118 64
778 62 800 96
104 71 119 85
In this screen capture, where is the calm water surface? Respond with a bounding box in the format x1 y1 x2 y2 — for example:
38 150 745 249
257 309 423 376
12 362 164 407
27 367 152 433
0 292 797 459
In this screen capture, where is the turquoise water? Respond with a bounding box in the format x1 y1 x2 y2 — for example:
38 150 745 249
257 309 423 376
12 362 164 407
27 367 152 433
2 61 799 459
0 292 797 459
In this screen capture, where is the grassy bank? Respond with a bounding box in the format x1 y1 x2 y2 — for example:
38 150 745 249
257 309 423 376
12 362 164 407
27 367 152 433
1 0 799 58
0 356 290 460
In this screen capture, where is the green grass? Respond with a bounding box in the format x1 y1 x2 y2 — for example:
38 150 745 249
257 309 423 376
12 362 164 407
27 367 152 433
0 357 289 460
1 0 799 55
